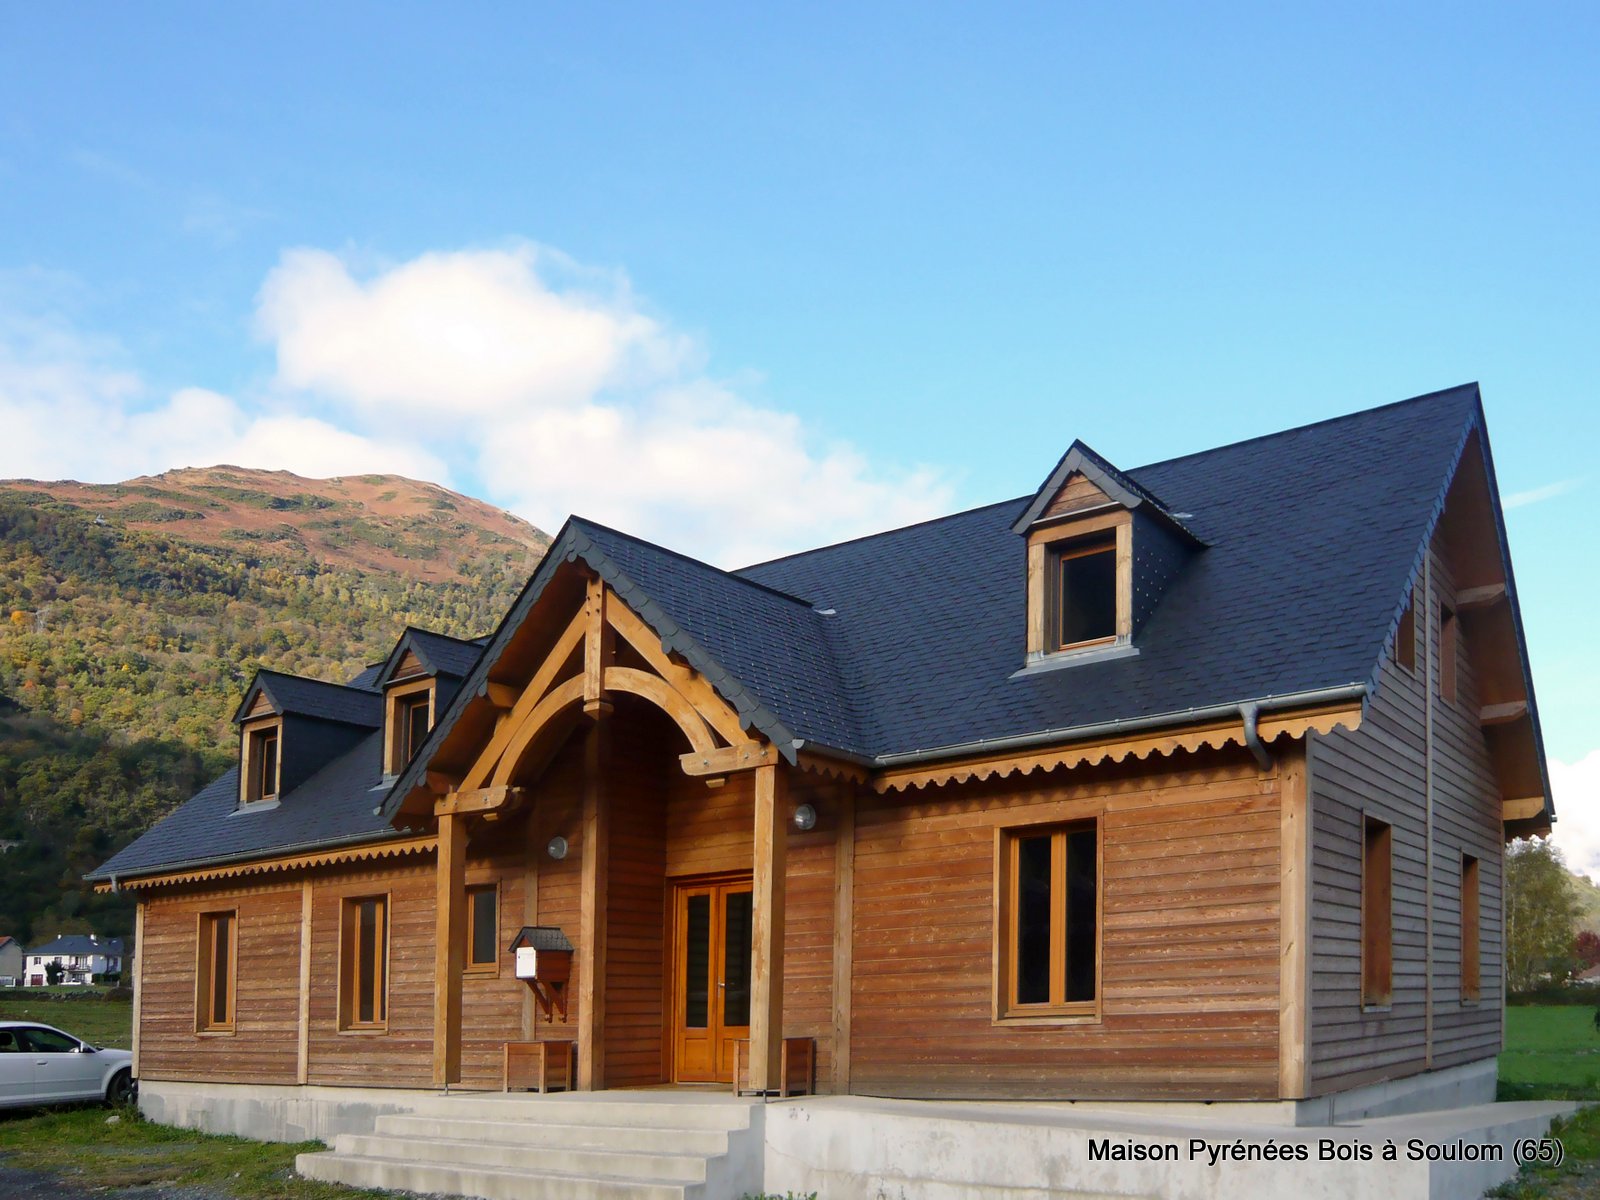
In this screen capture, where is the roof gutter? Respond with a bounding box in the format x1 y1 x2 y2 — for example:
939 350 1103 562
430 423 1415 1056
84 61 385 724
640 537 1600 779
801 682 1370 770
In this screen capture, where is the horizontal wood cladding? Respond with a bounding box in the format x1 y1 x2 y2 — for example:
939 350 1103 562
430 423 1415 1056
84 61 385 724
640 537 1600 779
137 880 303 1084
1308 541 1505 1095
848 751 1283 1101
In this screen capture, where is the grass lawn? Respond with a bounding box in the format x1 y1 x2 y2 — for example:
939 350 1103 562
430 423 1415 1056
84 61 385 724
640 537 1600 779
0 1106 387 1200
0 997 132 1050
1490 1006 1600 1199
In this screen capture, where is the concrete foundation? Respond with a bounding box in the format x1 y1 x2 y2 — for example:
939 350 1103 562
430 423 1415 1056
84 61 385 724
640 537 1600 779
140 1076 1577 1200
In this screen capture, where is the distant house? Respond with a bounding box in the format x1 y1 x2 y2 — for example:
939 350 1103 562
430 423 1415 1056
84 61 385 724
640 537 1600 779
0 936 21 985
94 384 1549 1113
24 934 125 986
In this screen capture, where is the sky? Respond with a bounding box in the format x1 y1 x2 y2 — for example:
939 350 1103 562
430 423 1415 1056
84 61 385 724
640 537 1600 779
1 4 1596 867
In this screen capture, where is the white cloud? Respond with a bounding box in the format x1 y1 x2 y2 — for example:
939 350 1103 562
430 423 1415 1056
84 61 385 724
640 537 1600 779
1550 750 1600 882
1505 478 1583 509
256 243 955 563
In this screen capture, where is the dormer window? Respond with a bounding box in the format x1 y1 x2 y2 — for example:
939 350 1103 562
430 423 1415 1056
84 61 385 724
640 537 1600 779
1052 536 1117 650
242 722 281 804
384 679 435 776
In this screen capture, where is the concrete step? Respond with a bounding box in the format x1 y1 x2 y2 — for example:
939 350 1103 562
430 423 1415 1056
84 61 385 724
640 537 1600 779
335 1132 712 1183
373 1114 732 1155
297 1150 698 1200
388 1094 754 1132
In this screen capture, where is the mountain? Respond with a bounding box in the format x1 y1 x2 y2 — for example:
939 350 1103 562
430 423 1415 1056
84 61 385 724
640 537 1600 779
0 467 548 945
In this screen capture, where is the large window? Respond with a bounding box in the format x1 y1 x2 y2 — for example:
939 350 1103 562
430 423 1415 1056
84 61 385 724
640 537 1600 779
1051 538 1117 650
196 910 236 1033
998 821 1098 1018
340 895 389 1030
466 883 498 973
244 725 280 803
1362 816 1393 1008
1461 854 1481 1002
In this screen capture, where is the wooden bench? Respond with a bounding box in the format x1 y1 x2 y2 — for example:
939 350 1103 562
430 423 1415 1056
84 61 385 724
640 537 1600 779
731 1037 815 1097
502 1040 576 1093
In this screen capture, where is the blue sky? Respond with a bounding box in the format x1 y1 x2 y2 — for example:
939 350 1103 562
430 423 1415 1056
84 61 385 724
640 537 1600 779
2 5 1596 860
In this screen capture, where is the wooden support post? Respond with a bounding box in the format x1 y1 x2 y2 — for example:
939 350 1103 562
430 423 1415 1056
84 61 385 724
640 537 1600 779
749 762 788 1094
1277 744 1310 1099
523 803 542 1041
297 879 313 1084
433 811 467 1086
577 717 609 1089
130 901 144 1079
831 786 855 1095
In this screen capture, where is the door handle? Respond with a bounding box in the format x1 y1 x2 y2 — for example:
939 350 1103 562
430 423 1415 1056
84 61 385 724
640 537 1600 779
717 981 726 989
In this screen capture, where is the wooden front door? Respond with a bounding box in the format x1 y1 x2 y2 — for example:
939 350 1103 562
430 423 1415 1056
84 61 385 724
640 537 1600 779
671 878 753 1083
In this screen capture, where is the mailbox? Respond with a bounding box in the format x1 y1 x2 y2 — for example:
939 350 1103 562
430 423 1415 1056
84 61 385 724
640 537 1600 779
509 926 574 1021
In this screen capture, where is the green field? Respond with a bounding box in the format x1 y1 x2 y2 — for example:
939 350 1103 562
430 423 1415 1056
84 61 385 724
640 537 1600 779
1491 1007 1600 1198
0 996 132 1050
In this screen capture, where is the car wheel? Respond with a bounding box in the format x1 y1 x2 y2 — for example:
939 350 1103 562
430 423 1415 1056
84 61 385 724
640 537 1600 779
105 1069 135 1106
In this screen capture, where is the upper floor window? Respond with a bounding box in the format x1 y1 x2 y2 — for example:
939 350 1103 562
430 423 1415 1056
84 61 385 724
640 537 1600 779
385 682 435 776
1440 603 1459 704
243 724 280 804
1395 591 1416 673
1053 537 1117 650
997 821 1099 1019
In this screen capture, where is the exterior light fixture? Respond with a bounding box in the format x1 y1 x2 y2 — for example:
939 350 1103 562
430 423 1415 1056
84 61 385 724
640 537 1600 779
792 803 817 832
547 836 569 861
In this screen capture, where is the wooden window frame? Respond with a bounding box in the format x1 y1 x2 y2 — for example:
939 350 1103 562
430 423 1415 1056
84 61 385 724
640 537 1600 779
1461 853 1481 1003
1439 603 1459 704
240 718 282 805
1025 510 1133 659
384 678 435 776
465 879 500 976
1361 814 1393 1010
993 818 1102 1025
194 909 237 1035
337 893 391 1033
1395 590 1417 673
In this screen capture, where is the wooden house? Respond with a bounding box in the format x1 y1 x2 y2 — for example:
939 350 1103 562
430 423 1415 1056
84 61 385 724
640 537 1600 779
91 384 1551 1107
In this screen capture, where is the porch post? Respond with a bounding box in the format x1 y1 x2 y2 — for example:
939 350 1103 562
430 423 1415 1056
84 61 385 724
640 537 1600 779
577 717 609 1089
432 809 467 1086
749 762 788 1093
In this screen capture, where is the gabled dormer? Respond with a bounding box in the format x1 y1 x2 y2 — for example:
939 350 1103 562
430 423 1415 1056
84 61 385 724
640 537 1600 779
373 628 483 778
231 671 382 810
1012 440 1203 667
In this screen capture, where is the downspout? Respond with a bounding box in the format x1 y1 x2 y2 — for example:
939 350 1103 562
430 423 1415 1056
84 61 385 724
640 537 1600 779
1240 702 1273 771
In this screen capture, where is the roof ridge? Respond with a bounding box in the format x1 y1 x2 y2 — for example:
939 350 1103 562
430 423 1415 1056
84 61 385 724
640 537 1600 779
402 625 482 647
570 515 819 609
735 494 1027 574
1129 382 1481 476
256 668 376 695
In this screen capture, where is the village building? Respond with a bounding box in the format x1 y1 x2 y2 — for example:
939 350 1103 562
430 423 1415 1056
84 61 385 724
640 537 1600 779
90 384 1557 1197
0 935 22 986
23 934 125 987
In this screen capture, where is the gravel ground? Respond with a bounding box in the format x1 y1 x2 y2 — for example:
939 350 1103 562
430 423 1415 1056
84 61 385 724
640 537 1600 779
0 1165 240 1200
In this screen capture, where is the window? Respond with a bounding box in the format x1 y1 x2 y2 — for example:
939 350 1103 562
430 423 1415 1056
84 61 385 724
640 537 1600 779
1362 816 1393 1008
1440 604 1459 703
466 883 498 972
1052 538 1117 650
999 822 1098 1017
245 725 280 803
1396 592 1416 673
196 911 236 1032
340 895 389 1029
398 692 431 764
1461 854 1481 1002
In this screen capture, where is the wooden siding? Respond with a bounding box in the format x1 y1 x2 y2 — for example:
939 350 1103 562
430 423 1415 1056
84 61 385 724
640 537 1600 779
848 751 1283 1100
1308 535 1505 1093
1042 472 1114 521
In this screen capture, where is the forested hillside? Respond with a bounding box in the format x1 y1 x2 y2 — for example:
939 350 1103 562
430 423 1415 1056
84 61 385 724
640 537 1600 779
0 468 547 945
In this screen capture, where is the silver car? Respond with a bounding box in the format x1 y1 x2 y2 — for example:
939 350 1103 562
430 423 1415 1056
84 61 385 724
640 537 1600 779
0 1020 135 1108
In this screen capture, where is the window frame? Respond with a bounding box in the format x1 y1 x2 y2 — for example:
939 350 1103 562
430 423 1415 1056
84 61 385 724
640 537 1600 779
1461 853 1481 1004
240 719 282 805
464 880 500 976
993 818 1103 1025
1025 510 1133 660
1361 814 1394 1011
194 909 238 1035
384 678 435 776
338 893 391 1033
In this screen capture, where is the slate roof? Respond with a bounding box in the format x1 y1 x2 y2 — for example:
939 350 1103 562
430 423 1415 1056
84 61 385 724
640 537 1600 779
233 670 382 728
26 935 124 957
94 383 1547 880
378 627 482 684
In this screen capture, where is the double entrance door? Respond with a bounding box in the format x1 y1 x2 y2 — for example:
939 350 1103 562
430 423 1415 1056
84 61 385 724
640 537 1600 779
671 877 752 1083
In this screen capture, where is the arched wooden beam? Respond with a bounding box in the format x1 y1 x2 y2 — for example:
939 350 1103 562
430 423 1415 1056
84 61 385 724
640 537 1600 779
602 665 718 756
490 674 587 787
